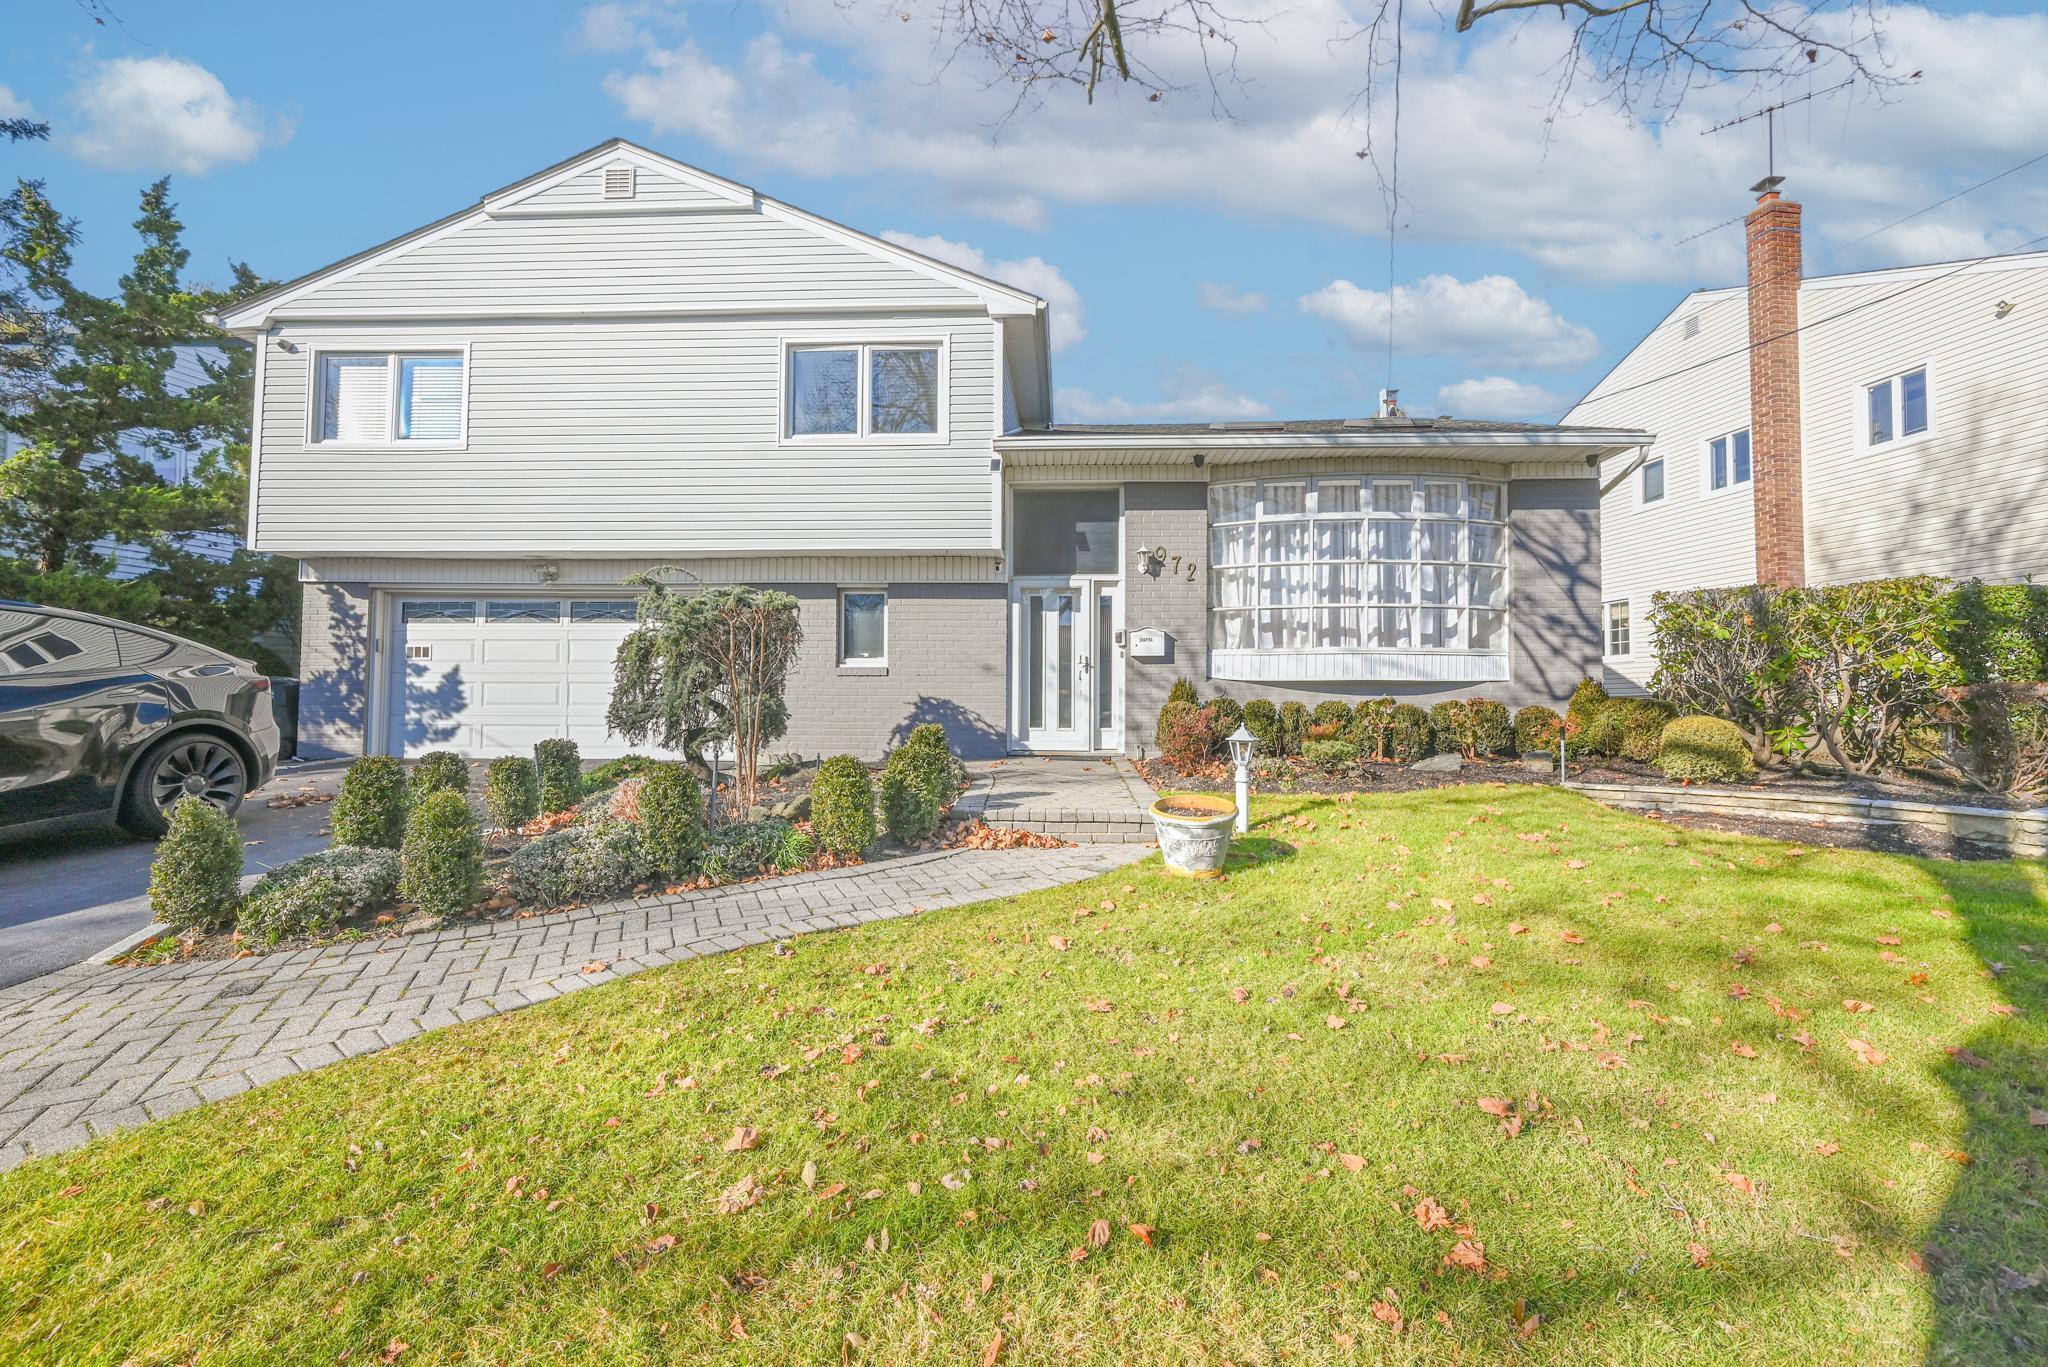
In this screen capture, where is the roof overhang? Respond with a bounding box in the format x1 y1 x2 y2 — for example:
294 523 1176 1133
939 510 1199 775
994 429 1653 467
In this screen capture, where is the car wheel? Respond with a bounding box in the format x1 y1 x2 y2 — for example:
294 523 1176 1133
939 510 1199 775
119 734 250 837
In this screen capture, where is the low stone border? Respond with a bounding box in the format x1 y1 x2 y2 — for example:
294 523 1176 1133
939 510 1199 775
1574 779 2048 857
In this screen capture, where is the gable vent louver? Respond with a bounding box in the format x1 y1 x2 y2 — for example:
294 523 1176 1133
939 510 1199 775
1683 314 1701 340
603 165 636 200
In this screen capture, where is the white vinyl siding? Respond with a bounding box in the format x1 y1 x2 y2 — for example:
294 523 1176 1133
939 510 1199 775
258 318 996 555
273 211 983 318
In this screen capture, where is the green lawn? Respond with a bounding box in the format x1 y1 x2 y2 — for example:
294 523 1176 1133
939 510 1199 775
3 786 2043 1365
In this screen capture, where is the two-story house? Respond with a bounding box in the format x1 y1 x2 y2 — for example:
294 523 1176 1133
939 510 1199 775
1571 187 2048 691
213 140 1648 761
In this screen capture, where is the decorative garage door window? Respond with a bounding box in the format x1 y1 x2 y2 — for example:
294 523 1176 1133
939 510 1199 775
401 600 478 623
570 600 637 622
1209 477 1507 652
486 600 563 623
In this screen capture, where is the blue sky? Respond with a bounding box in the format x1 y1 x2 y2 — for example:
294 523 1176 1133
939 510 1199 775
7 1 2045 424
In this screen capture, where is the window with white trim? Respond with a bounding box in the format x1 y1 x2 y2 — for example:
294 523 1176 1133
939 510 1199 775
1863 366 1928 448
1209 476 1508 653
1640 456 1665 503
787 344 939 438
1604 600 1632 657
839 589 887 665
1706 427 1751 492
315 352 465 444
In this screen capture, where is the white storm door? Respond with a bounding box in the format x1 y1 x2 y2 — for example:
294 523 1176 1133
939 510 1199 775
1012 580 1091 751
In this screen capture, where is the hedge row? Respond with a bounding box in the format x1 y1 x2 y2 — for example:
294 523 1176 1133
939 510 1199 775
1648 577 2048 789
1155 683 1572 773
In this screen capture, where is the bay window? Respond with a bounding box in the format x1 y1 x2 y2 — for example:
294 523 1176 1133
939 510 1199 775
1210 476 1508 655
314 351 465 444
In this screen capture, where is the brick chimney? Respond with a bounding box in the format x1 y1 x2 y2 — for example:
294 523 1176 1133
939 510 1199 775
1746 188 1805 586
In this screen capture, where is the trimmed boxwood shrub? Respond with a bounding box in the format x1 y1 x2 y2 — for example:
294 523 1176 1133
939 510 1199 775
1311 701 1354 734
1387 704 1433 762
1241 699 1281 757
1428 700 1469 756
330 755 408 849
1165 677 1198 707
1301 738 1360 770
1277 700 1310 756
1206 697 1243 749
410 751 468 804
1350 698 1395 758
638 761 705 881
1657 715 1758 783
484 756 540 831
399 789 485 919
534 738 582 815
1155 700 1216 773
148 799 244 932
811 755 877 857
1588 697 1676 762
880 746 950 844
1565 677 1609 754
1467 699 1513 755
1514 705 1563 754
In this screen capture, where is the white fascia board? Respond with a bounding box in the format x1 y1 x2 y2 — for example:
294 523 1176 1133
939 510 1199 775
1800 246 2048 291
995 430 1651 456
755 196 1046 317
213 205 489 331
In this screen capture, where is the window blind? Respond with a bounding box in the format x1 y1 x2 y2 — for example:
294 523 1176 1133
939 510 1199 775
399 357 464 441
321 356 390 442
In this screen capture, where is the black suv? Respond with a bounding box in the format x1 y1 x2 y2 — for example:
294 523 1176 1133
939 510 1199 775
0 602 279 837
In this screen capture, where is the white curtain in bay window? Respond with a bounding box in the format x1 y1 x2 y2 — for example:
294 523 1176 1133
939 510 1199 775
399 357 464 441
320 356 389 442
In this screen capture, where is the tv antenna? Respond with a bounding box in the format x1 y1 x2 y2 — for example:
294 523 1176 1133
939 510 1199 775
1699 76 1858 184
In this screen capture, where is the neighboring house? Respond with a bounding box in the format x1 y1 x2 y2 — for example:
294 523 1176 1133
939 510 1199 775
1 344 240 578
1572 189 2048 692
212 139 1648 762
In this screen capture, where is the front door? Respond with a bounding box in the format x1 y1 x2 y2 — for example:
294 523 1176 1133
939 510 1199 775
1010 577 1122 752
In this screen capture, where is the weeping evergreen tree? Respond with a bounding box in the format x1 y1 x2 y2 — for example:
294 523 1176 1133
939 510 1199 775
606 574 803 811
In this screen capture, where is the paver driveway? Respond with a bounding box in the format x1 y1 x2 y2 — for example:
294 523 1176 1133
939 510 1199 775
0 841 1151 1170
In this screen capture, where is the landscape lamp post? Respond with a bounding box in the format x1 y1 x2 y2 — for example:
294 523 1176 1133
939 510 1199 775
1225 724 1256 835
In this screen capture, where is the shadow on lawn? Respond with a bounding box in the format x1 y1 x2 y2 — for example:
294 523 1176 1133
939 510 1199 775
1922 858 2048 1366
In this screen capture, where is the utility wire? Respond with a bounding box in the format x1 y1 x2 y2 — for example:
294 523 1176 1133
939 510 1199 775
1569 231 2048 415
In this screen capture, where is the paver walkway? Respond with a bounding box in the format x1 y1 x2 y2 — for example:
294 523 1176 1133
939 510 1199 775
965 757 1158 842
0 842 1149 1171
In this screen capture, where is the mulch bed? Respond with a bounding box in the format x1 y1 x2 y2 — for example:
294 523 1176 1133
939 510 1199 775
1566 756 2039 811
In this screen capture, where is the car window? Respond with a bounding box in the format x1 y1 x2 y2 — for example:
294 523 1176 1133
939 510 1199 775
0 609 123 676
114 628 180 667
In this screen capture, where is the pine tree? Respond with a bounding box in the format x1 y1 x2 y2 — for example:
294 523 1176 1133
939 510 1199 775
0 179 293 667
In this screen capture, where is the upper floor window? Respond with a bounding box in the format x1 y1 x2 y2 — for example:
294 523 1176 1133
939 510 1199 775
787 344 940 439
1209 475 1507 654
1640 456 1665 504
1864 366 1929 448
1707 427 1751 492
315 352 465 445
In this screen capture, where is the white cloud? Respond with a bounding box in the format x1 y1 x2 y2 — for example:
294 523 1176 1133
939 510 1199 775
590 3 2048 286
880 230 1086 352
575 0 689 54
1301 274 1599 371
1057 367 1272 423
1436 376 1568 421
1197 281 1267 315
64 56 282 174
0 86 33 119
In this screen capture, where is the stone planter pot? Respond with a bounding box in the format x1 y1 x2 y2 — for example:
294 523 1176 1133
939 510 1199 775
1150 793 1238 877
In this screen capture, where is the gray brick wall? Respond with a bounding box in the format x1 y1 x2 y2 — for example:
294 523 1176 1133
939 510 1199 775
1117 477 1602 754
295 578 1006 763
299 579 371 759
779 582 1008 761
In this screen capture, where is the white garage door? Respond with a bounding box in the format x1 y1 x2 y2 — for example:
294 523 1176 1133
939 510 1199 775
387 597 658 759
